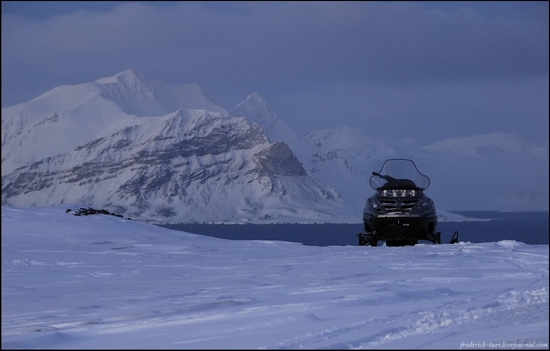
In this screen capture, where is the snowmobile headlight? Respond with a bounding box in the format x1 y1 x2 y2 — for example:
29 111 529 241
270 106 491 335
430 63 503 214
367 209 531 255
368 198 379 208
380 189 417 197
419 199 432 207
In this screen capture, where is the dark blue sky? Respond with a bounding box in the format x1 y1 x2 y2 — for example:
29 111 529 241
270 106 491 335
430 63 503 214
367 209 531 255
2 1 548 145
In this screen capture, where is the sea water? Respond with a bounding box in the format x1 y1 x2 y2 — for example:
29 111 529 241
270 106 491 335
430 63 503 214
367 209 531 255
159 211 549 247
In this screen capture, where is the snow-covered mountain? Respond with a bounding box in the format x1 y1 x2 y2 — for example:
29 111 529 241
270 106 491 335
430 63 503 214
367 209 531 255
233 94 395 211
2 69 548 224
2 108 348 223
307 130 548 212
417 133 549 211
233 93 548 212
1 70 351 223
1 69 227 176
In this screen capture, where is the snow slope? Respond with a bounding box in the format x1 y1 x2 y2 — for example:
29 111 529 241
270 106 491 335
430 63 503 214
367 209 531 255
2 205 548 349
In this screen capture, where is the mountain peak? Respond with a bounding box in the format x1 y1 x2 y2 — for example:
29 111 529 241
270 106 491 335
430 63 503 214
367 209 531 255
236 92 268 114
115 68 142 79
95 68 146 86
246 92 265 103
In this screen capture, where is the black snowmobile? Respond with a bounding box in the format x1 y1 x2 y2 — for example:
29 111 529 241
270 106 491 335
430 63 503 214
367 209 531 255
358 158 445 247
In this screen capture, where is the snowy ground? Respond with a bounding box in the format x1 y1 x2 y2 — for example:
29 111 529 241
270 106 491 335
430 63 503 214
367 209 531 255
2 205 548 349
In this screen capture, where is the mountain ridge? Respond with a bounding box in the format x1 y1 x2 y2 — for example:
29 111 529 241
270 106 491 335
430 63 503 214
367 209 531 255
1 78 353 223
2 69 548 222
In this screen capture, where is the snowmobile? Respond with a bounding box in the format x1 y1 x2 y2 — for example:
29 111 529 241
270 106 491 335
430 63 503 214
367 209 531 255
358 158 456 247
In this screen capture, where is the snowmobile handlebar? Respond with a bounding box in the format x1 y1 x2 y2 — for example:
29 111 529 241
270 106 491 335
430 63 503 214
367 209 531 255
371 172 397 182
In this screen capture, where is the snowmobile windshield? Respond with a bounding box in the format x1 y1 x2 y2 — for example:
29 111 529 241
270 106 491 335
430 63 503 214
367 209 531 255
369 159 430 191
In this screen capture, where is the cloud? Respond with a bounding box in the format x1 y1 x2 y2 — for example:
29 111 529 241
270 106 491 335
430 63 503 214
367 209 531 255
1 1 548 144
3 2 547 86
